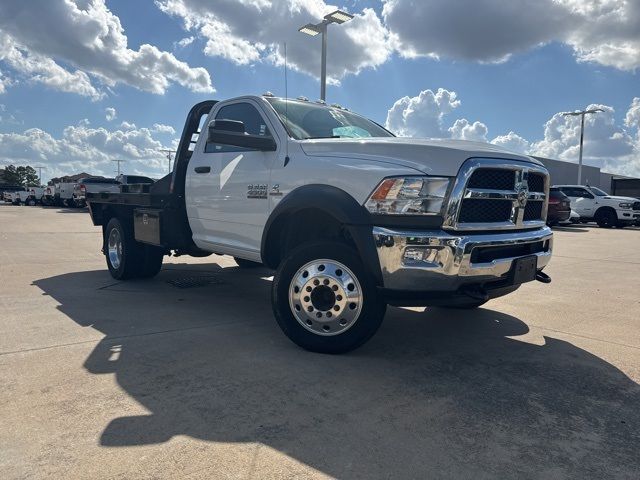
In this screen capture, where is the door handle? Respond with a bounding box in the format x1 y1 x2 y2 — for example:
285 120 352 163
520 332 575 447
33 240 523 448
194 166 211 174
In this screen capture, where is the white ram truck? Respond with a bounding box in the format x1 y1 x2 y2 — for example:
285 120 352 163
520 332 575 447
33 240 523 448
73 177 121 208
553 184 640 228
25 187 46 206
41 185 56 206
55 182 79 207
87 95 554 353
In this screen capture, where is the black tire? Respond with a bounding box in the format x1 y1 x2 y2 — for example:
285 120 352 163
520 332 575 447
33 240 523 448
234 257 262 268
138 245 164 278
104 218 163 280
272 240 386 354
595 208 617 228
27 199 36 206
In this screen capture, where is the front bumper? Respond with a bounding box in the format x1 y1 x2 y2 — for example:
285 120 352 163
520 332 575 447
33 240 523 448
373 226 553 293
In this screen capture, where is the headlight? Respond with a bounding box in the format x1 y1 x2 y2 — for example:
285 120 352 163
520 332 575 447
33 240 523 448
619 202 632 209
365 176 451 215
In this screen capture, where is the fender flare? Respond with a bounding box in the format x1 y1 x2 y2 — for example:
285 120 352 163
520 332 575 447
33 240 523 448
261 184 382 284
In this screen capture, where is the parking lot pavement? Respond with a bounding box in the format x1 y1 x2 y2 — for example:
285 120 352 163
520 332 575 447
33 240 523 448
1 205 639 479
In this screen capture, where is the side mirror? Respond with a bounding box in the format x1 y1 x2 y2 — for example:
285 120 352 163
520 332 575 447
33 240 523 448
207 119 276 152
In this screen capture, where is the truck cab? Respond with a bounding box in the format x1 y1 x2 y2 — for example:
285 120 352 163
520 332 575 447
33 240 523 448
87 95 554 353
553 184 640 228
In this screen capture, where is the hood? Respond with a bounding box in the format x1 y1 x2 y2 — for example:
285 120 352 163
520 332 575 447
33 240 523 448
299 137 541 176
602 195 638 202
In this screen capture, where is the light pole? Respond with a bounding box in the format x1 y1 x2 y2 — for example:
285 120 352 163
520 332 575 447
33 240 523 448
298 10 354 101
561 108 604 185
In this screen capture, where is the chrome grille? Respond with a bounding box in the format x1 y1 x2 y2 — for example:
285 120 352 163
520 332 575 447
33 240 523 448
443 158 550 231
528 173 545 193
458 199 512 223
467 169 515 190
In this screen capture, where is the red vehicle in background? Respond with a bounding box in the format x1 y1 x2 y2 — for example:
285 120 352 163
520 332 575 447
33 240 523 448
547 187 572 225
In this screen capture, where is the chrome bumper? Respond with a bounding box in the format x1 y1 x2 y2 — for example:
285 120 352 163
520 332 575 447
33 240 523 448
373 226 553 291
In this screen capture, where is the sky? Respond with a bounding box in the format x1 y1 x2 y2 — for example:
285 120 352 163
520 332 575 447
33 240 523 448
0 0 639 183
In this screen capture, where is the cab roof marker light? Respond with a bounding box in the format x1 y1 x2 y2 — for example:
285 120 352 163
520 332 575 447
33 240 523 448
262 91 275 97
297 96 309 102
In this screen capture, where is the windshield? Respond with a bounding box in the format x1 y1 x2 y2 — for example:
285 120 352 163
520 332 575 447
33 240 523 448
590 187 608 196
266 98 393 140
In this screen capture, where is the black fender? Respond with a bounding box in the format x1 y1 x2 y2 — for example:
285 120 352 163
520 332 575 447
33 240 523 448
261 184 383 285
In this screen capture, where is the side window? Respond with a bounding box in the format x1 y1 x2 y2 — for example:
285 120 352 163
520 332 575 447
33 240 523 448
577 188 594 199
205 102 271 153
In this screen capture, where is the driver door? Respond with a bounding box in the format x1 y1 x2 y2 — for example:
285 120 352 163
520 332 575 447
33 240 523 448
187 100 280 260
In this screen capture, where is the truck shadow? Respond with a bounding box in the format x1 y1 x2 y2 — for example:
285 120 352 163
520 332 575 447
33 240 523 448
34 264 640 478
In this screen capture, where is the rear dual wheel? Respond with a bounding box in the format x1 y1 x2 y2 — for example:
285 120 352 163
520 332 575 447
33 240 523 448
272 241 386 354
105 218 163 280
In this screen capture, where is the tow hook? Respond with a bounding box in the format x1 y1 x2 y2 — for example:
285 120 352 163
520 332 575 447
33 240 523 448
535 271 552 284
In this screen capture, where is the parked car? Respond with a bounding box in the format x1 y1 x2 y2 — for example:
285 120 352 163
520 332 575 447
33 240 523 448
86 95 554 354
15 189 34 205
553 184 640 228
546 188 572 226
5 191 24 205
25 187 46 206
1 185 25 201
73 177 122 207
41 185 56 206
55 182 79 207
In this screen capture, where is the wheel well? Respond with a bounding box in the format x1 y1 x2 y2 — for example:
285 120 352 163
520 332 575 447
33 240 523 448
262 208 355 269
595 206 616 218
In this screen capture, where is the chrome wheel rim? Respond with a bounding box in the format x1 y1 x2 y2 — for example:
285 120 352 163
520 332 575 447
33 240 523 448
289 259 363 336
107 228 123 270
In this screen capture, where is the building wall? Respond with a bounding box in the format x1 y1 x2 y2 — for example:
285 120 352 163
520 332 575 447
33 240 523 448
534 156 635 193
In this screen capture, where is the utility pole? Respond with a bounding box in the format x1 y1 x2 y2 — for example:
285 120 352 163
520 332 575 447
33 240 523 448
561 108 604 185
112 159 125 176
159 149 176 173
299 10 354 101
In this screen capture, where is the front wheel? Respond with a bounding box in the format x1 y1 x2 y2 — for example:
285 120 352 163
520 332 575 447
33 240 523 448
595 209 617 228
272 241 386 354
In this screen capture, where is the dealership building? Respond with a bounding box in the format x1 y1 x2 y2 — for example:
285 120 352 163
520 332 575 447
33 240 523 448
535 157 640 197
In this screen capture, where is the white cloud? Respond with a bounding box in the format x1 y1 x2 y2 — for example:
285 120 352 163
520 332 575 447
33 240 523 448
0 122 178 180
120 121 137 130
382 0 640 71
448 119 488 142
386 89 640 176
174 36 195 49
105 107 117 121
152 123 176 135
0 68 11 94
0 33 104 100
491 132 530 154
0 0 213 97
385 88 488 140
156 0 393 83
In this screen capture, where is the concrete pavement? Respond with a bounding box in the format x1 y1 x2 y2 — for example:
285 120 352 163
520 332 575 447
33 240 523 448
1 205 639 479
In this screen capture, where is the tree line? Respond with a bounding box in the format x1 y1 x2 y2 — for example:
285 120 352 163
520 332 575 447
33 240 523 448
0 165 40 186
